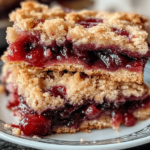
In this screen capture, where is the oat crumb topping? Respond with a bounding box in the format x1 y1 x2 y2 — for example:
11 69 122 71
12 128 21 135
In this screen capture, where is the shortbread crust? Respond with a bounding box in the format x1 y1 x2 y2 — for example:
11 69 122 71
1 56 144 84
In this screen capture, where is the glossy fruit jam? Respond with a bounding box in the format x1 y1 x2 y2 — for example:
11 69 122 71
7 88 150 136
7 31 149 72
77 18 103 28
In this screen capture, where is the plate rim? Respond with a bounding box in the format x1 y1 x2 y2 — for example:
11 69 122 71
0 131 150 150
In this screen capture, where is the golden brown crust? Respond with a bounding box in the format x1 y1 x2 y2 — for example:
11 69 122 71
6 1 149 55
10 1 66 23
53 115 111 134
1 57 143 84
3 64 150 112
42 64 143 84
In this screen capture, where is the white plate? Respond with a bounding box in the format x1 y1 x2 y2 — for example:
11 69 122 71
0 60 150 150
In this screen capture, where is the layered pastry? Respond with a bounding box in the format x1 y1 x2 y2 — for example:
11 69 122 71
2 64 150 136
2 1 150 84
1 1 150 137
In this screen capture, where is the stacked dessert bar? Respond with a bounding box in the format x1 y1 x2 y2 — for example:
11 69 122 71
1 1 150 136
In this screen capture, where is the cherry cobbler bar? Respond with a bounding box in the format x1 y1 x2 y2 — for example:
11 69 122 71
2 1 150 83
1 64 150 136
1 1 150 137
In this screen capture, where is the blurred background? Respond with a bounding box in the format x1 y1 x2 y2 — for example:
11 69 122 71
0 0 150 54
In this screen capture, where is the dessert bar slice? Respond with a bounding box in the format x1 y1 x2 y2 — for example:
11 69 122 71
2 1 150 84
2 64 150 136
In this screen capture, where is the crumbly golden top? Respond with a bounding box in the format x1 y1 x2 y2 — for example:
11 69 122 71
6 1 149 55
66 11 149 55
10 1 66 22
4 64 150 112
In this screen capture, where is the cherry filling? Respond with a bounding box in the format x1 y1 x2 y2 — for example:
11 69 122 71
47 85 67 99
7 86 150 136
19 114 51 136
7 93 20 110
112 27 129 37
77 18 103 28
7 31 149 73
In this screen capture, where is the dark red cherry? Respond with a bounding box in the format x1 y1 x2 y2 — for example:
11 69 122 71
19 115 51 136
112 28 129 37
8 42 26 61
84 104 101 119
26 47 45 66
123 113 136 127
60 105 76 119
111 110 123 128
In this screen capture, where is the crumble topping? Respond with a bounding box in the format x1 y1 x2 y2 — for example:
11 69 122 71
3 64 150 112
5 1 149 56
12 128 21 135
10 1 66 23
66 11 149 55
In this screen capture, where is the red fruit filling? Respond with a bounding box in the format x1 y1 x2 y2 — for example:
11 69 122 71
84 104 101 119
11 124 19 128
6 85 150 136
6 31 149 73
123 113 136 127
47 85 67 99
111 110 123 129
77 18 103 28
19 114 51 136
112 27 129 37
6 84 19 111
7 93 20 110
